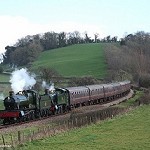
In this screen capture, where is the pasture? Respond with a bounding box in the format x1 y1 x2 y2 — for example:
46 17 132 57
31 43 107 78
0 73 11 109
17 105 150 150
0 73 10 82
0 84 11 109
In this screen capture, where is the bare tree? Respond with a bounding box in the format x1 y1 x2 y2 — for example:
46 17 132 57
94 33 99 43
39 67 61 84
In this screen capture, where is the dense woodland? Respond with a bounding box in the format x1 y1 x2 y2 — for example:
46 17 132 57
105 31 150 87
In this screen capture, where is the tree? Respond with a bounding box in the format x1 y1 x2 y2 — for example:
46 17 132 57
106 35 111 42
106 31 150 84
15 35 33 47
41 32 58 50
67 31 81 45
10 39 43 66
84 32 91 43
39 67 61 84
111 36 118 42
3 46 16 65
94 33 99 43
120 38 126 45
58 32 66 47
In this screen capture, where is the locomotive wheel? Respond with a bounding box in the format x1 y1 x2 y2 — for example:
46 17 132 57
40 110 44 117
47 109 51 116
3 118 9 125
45 109 49 117
35 110 40 118
29 112 35 120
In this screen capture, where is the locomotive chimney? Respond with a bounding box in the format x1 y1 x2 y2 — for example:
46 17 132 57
45 89 49 95
9 91 14 97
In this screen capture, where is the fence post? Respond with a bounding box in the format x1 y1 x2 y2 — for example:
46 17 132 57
1 135 5 148
32 130 35 140
22 132 25 142
18 131 21 144
10 134 14 148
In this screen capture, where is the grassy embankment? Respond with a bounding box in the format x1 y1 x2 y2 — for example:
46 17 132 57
0 73 10 82
0 74 11 109
31 43 107 78
0 89 142 149
17 95 150 150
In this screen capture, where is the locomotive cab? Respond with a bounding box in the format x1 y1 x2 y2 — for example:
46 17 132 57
54 88 70 113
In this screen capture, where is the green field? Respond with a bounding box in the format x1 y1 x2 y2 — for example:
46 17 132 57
32 43 107 78
0 84 11 109
17 105 150 150
0 73 10 82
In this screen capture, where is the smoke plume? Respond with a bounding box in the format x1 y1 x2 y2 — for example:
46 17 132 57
42 81 49 89
10 68 36 93
42 81 55 92
0 93 4 100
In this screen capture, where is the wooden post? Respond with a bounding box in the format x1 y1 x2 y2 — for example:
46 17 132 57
18 131 21 144
2 135 5 147
32 130 35 140
29 130 32 142
22 132 25 142
10 134 14 148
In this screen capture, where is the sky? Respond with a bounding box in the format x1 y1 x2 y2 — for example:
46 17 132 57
0 0 150 55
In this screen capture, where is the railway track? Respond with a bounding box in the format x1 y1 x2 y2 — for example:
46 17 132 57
0 111 69 130
0 90 134 130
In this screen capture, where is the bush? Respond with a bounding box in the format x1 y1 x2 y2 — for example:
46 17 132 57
38 67 62 84
139 74 150 88
138 90 150 105
69 76 98 86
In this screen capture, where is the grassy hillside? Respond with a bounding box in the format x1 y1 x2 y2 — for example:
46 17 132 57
0 73 10 82
0 84 11 109
31 43 107 78
18 105 150 150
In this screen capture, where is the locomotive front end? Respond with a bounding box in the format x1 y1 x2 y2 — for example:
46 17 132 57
3 90 36 110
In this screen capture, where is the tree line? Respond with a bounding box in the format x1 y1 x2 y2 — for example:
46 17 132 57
105 31 150 87
2 31 118 67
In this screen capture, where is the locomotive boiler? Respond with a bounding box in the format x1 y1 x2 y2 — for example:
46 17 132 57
4 90 38 110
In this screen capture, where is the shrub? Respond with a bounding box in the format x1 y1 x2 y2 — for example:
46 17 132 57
38 67 62 84
139 74 150 88
69 76 98 86
138 90 150 105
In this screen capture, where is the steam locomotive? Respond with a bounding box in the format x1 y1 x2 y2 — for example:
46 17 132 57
0 80 131 125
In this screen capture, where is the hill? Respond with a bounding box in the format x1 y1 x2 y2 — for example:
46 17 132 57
31 43 107 78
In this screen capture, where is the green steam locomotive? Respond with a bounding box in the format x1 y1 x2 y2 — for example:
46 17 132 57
0 80 131 125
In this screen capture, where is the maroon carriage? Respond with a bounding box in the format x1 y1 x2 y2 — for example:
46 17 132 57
86 84 104 104
65 86 90 107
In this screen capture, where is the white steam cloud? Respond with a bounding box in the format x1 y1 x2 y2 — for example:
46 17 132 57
42 81 49 89
42 81 55 92
10 68 36 93
49 83 55 92
0 93 4 101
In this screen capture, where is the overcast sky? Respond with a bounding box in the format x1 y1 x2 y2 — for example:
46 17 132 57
0 0 150 54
